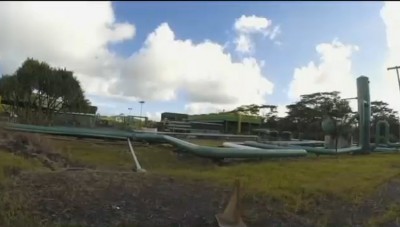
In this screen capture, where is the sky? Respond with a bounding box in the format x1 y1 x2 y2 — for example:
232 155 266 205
0 1 399 121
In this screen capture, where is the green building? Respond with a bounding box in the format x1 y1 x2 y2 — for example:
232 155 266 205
189 112 263 134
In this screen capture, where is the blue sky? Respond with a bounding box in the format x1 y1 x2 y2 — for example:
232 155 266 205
0 1 398 120
100 1 386 117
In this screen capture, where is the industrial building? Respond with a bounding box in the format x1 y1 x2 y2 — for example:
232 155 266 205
160 112 263 134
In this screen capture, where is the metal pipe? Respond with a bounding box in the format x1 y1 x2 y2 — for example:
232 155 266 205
3 122 308 159
387 66 400 142
356 76 371 153
127 138 145 172
244 141 361 155
222 142 261 150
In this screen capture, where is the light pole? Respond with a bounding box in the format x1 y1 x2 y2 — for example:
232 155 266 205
139 101 145 128
139 101 145 117
387 66 400 142
128 108 133 125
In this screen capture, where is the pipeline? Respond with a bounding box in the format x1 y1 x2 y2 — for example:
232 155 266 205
372 147 400 153
385 143 400 148
244 141 362 155
222 142 261 150
1 123 307 159
3 123 132 140
245 141 400 154
5 123 395 157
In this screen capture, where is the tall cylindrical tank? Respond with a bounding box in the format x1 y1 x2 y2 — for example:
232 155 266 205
357 76 371 153
375 120 390 145
321 116 336 135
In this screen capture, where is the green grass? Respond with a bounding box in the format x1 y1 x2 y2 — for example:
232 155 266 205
161 154 400 210
369 203 400 226
52 139 207 171
0 150 44 183
185 138 223 147
48 137 400 212
51 138 222 171
59 140 134 170
5 136 400 222
0 150 48 227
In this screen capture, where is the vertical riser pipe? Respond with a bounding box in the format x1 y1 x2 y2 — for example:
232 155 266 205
357 76 371 153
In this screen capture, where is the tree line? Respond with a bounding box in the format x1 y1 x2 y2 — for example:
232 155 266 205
0 58 95 125
2 58 398 139
229 91 399 141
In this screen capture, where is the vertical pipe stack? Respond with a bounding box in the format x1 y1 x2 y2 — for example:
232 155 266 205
356 76 371 153
375 120 390 145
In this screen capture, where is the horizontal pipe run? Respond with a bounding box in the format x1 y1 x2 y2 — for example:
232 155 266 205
2 123 308 159
222 142 261 150
244 141 361 155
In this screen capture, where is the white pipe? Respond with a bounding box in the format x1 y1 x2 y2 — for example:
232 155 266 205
222 142 260 150
127 138 146 172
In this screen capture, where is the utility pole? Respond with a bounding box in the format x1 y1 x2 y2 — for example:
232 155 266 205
139 101 145 128
388 66 400 92
139 101 145 117
387 66 400 142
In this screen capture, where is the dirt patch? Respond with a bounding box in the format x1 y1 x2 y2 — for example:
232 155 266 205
0 131 84 170
3 171 400 226
351 177 400 226
2 171 309 227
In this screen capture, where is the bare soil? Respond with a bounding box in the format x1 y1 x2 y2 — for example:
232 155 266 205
0 132 84 170
4 170 400 227
2 171 312 227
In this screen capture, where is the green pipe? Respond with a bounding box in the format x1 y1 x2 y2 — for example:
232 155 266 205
387 143 400 148
372 147 399 153
375 120 390 145
371 143 400 148
3 123 131 140
222 142 261 150
244 141 361 155
244 141 291 149
356 76 371 153
2 123 307 159
164 135 307 158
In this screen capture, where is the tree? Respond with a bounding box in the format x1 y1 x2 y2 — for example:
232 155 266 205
370 101 399 141
229 104 277 116
371 101 398 123
0 58 92 124
282 91 353 140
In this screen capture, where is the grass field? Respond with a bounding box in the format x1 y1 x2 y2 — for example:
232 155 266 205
1 134 400 226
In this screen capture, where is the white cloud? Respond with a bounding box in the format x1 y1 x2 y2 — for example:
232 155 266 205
288 39 359 106
0 1 135 97
145 111 162 121
235 34 253 53
233 15 279 54
276 104 288 117
234 15 272 35
0 2 275 116
287 2 400 115
110 23 274 113
376 1 400 113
